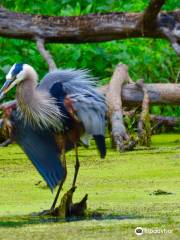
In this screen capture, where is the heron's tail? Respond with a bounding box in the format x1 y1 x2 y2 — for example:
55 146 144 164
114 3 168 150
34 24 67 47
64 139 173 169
93 135 106 158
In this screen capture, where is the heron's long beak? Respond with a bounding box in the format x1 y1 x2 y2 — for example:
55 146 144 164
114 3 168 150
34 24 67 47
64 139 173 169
0 79 14 100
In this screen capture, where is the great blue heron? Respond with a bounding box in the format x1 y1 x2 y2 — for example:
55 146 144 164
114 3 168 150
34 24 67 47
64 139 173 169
0 63 107 213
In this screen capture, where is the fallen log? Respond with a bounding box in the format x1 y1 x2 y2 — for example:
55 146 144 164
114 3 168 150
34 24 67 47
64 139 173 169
99 83 180 106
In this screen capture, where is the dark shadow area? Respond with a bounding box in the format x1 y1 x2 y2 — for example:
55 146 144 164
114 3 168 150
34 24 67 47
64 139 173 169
0 212 142 228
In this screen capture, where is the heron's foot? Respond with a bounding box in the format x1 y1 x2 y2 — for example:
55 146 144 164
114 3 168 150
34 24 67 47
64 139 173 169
33 187 88 218
52 186 88 217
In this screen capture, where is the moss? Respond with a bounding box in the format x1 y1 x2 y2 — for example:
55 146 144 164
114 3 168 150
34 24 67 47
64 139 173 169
0 134 180 239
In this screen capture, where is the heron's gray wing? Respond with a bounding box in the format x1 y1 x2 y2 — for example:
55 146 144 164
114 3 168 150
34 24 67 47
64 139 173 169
71 94 106 135
70 94 107 158
38 69 101 97
38 69 107 157
11 111 65 191
38 69 107 129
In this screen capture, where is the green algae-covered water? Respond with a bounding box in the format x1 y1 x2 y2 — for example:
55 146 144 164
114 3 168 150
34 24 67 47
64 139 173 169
0 134 180 239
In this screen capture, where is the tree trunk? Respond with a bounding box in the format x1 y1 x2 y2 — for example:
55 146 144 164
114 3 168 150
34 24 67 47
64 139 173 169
106 64 135 151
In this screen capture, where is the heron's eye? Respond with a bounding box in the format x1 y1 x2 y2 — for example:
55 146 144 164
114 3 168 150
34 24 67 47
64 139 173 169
15 70 25 82
10 75 16 81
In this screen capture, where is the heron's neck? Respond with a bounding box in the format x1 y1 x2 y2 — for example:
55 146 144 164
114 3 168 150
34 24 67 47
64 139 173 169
16 77 37 106
16 75 62 130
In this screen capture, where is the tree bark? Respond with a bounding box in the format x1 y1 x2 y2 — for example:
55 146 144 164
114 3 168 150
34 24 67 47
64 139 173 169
136 80 151 147
106 64 135 151
99 83 180 106
141 0 166 30
0 6 179 54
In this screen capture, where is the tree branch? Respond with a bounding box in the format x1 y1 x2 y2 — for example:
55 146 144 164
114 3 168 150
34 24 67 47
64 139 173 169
0 7 179 45
142 0 166 29
36 37 57 71
136 80 151 146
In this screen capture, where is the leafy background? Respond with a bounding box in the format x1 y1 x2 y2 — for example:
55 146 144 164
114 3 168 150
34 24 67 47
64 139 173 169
0 0 179 116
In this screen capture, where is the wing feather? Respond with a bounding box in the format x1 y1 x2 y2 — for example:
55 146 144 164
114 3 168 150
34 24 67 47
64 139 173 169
11 111 65 191
38 68 107 157
71 94 106 136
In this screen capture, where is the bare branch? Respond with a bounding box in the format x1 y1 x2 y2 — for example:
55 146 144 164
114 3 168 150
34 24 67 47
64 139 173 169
143 0 166 27
136 80 151 146
0 7 179 44
1 6 180 55
36 37 57 71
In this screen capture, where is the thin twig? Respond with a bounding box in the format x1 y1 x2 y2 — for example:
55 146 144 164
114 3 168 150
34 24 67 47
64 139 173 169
36 37 57 71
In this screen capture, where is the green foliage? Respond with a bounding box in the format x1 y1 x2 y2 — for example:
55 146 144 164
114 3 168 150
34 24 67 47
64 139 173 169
151 105 180 117
0 0 179 115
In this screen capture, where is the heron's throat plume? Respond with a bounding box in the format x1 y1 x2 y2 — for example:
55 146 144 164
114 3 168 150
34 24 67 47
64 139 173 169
16 71 62 130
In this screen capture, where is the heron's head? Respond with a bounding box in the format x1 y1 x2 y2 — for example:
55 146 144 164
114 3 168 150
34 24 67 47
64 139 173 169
0 63 37 100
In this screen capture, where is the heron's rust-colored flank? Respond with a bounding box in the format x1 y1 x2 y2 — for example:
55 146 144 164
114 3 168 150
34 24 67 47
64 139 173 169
64 96 78 120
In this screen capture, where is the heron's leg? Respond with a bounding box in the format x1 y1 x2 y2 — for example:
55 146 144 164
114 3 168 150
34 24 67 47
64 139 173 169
72 144 80 187
50 147 67 211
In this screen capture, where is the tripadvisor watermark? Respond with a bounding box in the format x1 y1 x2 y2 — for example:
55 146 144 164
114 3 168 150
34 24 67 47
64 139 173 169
135 227 173 236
